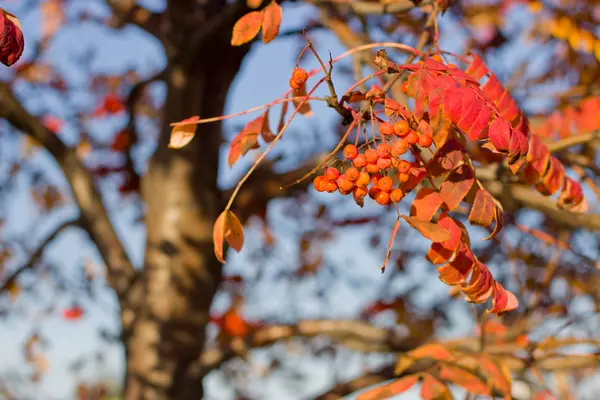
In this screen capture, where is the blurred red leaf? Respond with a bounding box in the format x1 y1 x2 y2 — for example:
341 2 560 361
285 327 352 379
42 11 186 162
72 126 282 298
356 375 419 400
401 215 451 242
420 374 452 400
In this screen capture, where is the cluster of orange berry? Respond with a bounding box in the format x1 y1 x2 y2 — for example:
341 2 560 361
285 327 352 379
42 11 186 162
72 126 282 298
289 67 308 90
313 119 433 206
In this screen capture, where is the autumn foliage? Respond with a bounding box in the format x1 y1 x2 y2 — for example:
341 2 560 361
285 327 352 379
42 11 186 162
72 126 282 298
1 0 599 399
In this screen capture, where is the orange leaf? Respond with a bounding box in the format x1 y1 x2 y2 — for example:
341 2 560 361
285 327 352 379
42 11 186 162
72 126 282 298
231 11 263 46
439 165 474 211
261 1 282 44
468 189 503 240
439 365 490 396
260 109 276 142
228 115 265 166
169 116 199 149
381 219 401 273
356 375 419 400
426 213 462 264
213 210 245 263
410 188 443 222
420 374 452 400
401 216 451 242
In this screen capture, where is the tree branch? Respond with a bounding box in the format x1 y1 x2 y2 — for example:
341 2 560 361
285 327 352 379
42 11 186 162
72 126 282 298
313 0 430 15
225 157 323 223
199 319 426 374
105 0 162 38
0 218 81 292
0 83 137 301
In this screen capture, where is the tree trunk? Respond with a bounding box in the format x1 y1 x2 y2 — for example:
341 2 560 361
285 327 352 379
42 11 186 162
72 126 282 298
122 11 249 398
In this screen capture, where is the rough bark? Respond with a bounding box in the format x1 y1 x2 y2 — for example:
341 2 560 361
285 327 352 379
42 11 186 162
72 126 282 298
122 2 249 398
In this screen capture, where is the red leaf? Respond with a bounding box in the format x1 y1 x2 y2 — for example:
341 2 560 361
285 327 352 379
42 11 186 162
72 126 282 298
427 213 462 264
401 165 428 192
439 365 490 396
231 11 263 46
0 8 24 66
421 374 452 400
384 97 412 119
63 306 84 321
439 165 474 211
381 219 401 273
401 215 451 242
169 116 199 149
410 188 443 222
213 210 244 263
437 242 474 285
522 134 550 184
261 1 282 44
427 139 465 176
558 177 586 212
228 115 265 166
487 117 511 153
468 189 494 227
535 156 564 196
43 115 63 134
461 261 494 303
356 375 419 400
465 53 489 81
487 281 518 315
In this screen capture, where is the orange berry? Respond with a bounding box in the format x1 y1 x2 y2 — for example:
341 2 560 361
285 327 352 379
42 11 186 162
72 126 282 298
325 181 338 193
377 157 392 170
325 167 340 181
391 139 409 157
339 187 352 195
355 171 370 188
377 176 393 192
289 77 301 90
343 144 359 160
401 80 409 93
366 162 380 173
391 158 399 168
368 186 382 199
353 154 367 168
371 173 383 186
376 142 391 158
375 191 391 205
353 186 368 199
398 160 411 173
346 167 360 182
291 68 308 85
406 131 418 145
418 133 433 147
390 188 404 203
365 149 379 164
393 120 410 137
397 171 410 183
379 121 394 136
337 174 355 192
313 176 327 192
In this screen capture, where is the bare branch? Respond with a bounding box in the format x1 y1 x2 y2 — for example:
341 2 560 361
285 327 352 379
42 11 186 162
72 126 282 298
199 319 426 374
105 0 162 38
313 365 395 400
0 83 137 301
312 0 430 15
0 218 81 292
225 157 323 223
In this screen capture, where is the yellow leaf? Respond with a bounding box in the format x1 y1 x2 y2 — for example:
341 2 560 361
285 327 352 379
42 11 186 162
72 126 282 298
213 210 245 263
169 116 199 149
